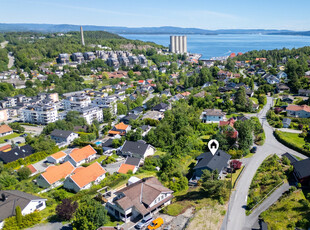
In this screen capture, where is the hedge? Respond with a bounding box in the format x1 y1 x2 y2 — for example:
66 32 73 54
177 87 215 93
3 211 41 230
274 130 310 157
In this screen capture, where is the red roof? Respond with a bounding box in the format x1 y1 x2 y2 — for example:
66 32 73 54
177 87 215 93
0 144 11 152
69 145 97 163
219 118 236 128
26 164 37 174
118 164 136 174
287 105 310 112
230 53 236 58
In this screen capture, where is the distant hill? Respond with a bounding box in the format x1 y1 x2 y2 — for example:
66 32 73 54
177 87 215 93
0 23 306 35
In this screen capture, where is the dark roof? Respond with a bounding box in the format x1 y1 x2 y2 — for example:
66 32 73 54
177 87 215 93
125 157 141 166
194 150 231 172
0 190 46 222
140 125 150 132
120 114 139 124
152 103 169 111
50 129 75 139
0 145 35 164
282 152 298 164
237 116 249 122
292 158 310 179
121 140 154 158
130 106 143 113
102 139 114 148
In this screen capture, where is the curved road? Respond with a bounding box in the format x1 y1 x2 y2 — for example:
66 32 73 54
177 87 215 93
221 96 307 230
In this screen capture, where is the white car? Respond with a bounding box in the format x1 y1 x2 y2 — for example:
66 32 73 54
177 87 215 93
135 215 154 229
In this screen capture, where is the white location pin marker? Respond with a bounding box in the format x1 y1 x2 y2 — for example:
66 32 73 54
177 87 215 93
208 139 219 155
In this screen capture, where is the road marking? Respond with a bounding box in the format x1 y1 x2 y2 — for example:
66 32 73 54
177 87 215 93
245 196 247 202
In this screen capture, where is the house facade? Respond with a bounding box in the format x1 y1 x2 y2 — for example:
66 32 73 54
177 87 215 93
286 105 310 118
0 125 13 137
50 129 79 146
120 140 155 159
200 109 226 123
65 145 97 167
106 177 173 223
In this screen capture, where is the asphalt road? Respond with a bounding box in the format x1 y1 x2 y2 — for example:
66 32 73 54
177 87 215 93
244 182 290 229
221 97 307 230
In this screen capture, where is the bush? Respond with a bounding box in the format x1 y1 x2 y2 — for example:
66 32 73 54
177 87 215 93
17 167 32 180
56 199 78 221
3 211 41 230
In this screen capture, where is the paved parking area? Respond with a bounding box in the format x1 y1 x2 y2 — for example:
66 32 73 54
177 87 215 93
103 159 125 174
21 125 44 136
26 222 71 230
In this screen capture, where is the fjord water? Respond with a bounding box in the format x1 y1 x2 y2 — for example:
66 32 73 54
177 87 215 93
121 34 310 59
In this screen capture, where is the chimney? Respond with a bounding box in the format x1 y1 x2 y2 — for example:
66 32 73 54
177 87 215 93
80 26 85 46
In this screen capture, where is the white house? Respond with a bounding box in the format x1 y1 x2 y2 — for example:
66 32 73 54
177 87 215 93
47 151 67 164
50 129 79 147
0 190 46 228
63 162 106 193
65 145 97 167
36 161 75 188
120 140 155 159
106 177 173 223
0 125 13 137
200 109 226 123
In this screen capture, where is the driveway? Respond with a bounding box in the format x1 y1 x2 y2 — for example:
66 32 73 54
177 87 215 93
103 159 125 174
278 128 302 134
221 96 307 230
26 222 71 230
0 136 25 147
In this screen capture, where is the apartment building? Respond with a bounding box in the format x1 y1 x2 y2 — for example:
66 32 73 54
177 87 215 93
63 94 91 110
22 104 58 125
74 106 103 124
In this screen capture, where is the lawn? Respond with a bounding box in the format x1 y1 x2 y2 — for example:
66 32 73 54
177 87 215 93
163 187 226 230
261 189 310 229
249 97 258 104
276 131 305 149
247 154 290 212
0 132 22 144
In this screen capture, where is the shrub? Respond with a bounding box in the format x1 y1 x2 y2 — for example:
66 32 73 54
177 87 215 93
17 167 32 180
56 199 78 221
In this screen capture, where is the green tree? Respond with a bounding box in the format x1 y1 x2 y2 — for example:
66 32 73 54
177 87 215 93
117 103 127 115
17 167 32 180
25 80 33 88
15 206 22 226
235 120 253 150
72 198 109 230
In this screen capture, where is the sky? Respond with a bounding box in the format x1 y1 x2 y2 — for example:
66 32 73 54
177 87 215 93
1 0 310 30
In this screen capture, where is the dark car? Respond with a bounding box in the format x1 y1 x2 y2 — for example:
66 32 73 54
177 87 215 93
250 146 257 153
4 139 9 142
16 141 21 144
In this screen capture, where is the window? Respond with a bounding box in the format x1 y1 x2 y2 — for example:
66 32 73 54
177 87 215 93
36 202 44 209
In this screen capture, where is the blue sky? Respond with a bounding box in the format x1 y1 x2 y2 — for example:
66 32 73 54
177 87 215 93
1 0 310 30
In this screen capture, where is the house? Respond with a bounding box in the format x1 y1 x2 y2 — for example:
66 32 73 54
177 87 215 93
286 105 310 118
120 114 139 125
200 109 226 123
193 150 231 179
161 89 171 97
292 158 310 186
276 83 290 93
0 125 13 137
202 82 212 88
266 75 280 84
0 145 35 164
102 139 116 154
152 103 169 112
36 161 75 188
140 125 151 136
120 140 155 159
106 177 173 223
298 89 310 96
26 164 38 176
277 71 287 79
219 118 238 139
108 122 131 136
63 162 106 193
47 151 67 164
142 111 164 121
50 129 79 147
282 118 291 128
0 190 46 228
194 91 206 98
66 145 97 167
117 164 137 174
129 106 144 115
0 144 11 152
282 95 294 104
125 157 142 167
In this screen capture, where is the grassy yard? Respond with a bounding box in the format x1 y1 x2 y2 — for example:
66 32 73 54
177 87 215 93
261 189 310 229
276 131 305 149
0 132 22 144
247 155 290 212
250 97 258 104
162 187 226 230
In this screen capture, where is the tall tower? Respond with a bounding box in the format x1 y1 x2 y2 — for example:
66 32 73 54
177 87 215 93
80 26 85 46
183 36 187 53
170 36 176 53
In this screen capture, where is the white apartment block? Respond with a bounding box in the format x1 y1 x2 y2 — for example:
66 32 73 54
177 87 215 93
74 106 103 124
22 104 58 125
63 94 91 110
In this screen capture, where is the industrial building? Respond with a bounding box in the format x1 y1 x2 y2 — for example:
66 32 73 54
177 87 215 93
169 35 187 54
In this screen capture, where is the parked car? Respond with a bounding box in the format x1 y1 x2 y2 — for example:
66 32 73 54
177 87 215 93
250 146 257 153
135 215 154 229
4 139 8 142
16 141 21 144
147 217 164 230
